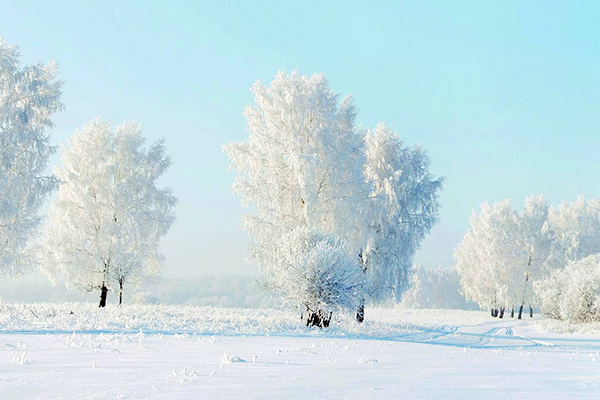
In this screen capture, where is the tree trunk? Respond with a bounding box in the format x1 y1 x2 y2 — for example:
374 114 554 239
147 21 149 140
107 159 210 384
490 309 494 317
510 308 515 318
518 304 524 319
306 310 332 328
356 302 365 324
529 306 533 318
99 284 109 308
356 250 367 324
119 279 124 306
499 308 505 318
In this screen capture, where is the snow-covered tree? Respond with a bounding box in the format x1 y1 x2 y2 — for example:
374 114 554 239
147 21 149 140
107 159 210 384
43 118 176 307
455 200 521 315
363 123 443 303
0 38 63 276
224 71 368 325
510 195 552 318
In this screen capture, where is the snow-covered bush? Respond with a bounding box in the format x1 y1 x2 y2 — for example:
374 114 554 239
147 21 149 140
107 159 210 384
269 230 364 327
0 38 63 276
535 254 600 322
534 269 565 320
400 266 477 310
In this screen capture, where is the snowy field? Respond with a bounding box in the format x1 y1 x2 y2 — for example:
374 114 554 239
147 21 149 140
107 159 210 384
1 304 600 399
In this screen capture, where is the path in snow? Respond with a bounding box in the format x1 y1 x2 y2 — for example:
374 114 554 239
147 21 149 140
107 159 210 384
390 319 600 350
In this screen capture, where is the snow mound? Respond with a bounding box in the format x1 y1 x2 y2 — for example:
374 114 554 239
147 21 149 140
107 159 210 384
221 351 245 363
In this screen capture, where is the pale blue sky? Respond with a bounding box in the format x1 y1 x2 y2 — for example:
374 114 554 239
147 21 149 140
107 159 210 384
1 1 598 277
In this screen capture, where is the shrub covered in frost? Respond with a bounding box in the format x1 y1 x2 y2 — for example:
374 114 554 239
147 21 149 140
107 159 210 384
535 254 600 322
267 230 365 327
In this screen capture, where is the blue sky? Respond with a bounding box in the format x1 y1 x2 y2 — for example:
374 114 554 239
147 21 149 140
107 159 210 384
1 1 598 277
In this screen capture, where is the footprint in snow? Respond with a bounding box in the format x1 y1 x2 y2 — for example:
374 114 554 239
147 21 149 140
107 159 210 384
358 358 378 364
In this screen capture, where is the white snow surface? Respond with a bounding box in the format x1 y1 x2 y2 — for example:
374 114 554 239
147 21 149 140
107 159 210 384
1 303 599 399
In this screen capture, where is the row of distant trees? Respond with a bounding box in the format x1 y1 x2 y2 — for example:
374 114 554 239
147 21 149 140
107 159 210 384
225 71 443 326
455 195 600 322
0 38 176 307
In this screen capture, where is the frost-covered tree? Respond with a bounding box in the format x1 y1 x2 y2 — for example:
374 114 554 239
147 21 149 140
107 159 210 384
0 38 63 276
363 123 443 303
510 195 552 318
455 200 521 315
43 118 176 307
224 71 368 325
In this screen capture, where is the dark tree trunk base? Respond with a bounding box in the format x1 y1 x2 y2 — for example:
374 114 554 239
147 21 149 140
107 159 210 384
306 310 332 328
119 280 124 306
356 304 365 323
99 285 109 308
510 308 515 318
518 305 524 319
499 308 505 318
529 306 533 318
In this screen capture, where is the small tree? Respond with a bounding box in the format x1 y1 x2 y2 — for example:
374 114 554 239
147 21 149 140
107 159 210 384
455 200 520 314
0 38 63 277
43 118 176 307
511 195 552 318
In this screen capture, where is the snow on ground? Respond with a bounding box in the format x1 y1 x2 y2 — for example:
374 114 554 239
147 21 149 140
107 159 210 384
1 303 599 399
